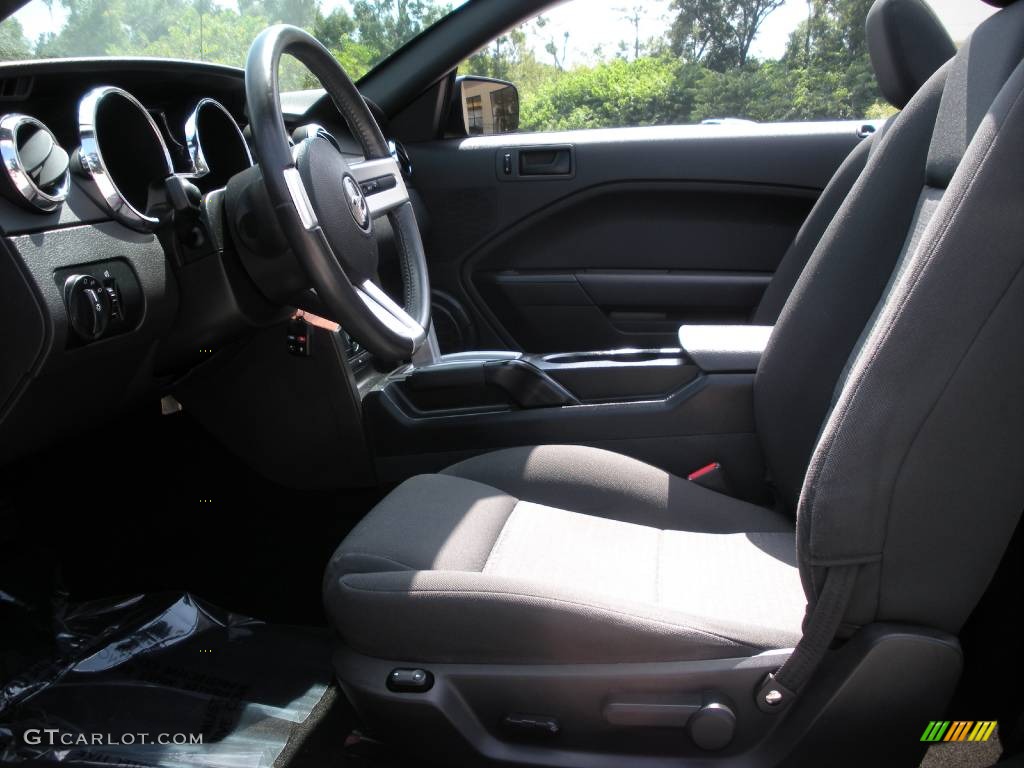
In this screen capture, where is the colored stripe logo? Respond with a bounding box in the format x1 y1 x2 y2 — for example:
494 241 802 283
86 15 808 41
921 721 997 742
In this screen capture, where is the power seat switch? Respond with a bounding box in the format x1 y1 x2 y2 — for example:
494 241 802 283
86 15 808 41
386 668 433 693
286 317 311 357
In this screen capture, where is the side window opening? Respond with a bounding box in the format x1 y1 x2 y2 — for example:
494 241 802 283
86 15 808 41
458 0 994 135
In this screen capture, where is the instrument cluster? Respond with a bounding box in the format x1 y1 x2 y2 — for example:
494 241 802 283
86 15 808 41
0 87 252 231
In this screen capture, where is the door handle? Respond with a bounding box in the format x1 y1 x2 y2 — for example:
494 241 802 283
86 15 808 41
518 147 572 176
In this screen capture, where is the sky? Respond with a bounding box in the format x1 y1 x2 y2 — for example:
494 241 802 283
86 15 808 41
12 0 1000 63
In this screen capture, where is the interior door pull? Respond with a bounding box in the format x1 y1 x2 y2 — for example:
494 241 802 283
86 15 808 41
519 147 572 176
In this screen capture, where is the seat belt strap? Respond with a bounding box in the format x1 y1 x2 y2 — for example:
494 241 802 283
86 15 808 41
755 564 859 712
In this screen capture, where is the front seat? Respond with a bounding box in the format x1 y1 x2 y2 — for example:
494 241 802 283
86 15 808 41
752 0 955 323
324 0 1024 764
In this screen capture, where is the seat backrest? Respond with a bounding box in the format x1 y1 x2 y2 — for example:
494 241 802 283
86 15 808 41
751 0 955 325
756 66 947 513
778 0 1024 634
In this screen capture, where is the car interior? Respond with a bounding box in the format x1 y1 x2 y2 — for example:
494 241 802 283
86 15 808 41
2 0 1024 766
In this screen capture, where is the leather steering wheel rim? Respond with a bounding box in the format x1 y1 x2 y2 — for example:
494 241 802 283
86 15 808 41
245 24 431 362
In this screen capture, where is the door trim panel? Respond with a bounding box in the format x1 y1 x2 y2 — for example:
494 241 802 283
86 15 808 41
409 122 865 351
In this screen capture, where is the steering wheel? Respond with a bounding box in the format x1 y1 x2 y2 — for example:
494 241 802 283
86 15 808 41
244 25 431 362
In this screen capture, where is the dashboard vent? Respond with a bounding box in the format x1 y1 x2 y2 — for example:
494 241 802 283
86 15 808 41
0 114 70 212
0 76 33 101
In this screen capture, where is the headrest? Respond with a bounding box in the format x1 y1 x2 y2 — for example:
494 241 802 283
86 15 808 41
867 0 957 109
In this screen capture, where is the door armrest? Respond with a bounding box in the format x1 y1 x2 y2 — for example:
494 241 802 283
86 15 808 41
678 325 773 372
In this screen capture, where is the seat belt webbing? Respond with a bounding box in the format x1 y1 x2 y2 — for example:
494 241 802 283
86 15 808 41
755 564 859 712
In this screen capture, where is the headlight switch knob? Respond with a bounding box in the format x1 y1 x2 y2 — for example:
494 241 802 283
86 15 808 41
64 273 111 341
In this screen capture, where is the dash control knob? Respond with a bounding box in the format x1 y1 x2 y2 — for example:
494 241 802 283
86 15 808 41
64 274 111 341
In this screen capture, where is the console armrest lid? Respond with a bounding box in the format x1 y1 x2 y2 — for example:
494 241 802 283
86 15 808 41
678 325 773 372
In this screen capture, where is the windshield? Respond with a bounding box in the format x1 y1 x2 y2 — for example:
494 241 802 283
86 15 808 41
0 0 467 86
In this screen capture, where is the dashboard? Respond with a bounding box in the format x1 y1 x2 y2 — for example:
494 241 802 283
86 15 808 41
0 57 378 464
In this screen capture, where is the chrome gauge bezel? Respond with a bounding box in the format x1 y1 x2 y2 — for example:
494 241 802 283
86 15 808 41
184 97 253 179
0 113 70 212
78 85 174 231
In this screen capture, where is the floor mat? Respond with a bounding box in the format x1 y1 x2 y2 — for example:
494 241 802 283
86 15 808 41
0 592 335 768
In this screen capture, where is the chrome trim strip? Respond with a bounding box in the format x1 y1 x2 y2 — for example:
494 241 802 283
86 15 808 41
78 86 174 230
0 113 70 212
348 156 399 182
184 97 253 178
357 279 426 345
283 166 317 230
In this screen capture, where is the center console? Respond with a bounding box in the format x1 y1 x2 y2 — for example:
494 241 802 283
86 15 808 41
363 325 773 502
385 348 696 414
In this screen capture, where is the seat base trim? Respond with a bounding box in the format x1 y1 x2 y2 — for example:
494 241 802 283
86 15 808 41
332 624 960 767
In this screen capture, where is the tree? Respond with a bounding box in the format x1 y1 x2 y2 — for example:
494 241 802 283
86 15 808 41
781 0 880 119
117 6 267 69
520 56 681 131
464 27 527 81
616 5 645 61
461 21 556 99
35 0 188 58
238 0 317 27
669 0 785 71
1 0 891 127
689 59 791 121
351 0 450 65
313 6 355 49
732 0 785 66
0 18 31 60
544 31 569 71
312 8 374 78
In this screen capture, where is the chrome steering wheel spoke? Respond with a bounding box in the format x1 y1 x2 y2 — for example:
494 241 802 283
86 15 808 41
356 280 426 345
348 156 410 218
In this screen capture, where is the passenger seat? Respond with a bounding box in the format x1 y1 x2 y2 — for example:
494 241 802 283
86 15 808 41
752 0 955 322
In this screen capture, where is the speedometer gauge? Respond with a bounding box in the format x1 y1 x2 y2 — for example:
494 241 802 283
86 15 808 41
185 98 253 189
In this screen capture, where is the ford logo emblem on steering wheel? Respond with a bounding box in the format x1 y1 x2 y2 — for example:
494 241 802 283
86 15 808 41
342 175 371 231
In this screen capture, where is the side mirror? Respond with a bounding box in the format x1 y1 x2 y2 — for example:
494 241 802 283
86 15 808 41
453 75 519 136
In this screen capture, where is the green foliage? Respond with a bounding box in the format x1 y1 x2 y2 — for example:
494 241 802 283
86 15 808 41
8 0 450 88
35 0 189 58
689 61 791 122
520 56 679 131
779 0 879 119
239 0 317 27
864 100 897 120
351 0 451 63
5 0 890 128
0 18 30 60
312 8 375 80
463 27 552 95
475 0 885 131
114 6 266 68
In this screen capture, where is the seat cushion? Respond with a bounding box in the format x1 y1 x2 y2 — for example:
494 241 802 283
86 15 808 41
441 444 793 532
324 447 806 665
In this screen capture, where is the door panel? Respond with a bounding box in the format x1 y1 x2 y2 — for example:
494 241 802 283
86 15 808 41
408 122 866 352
